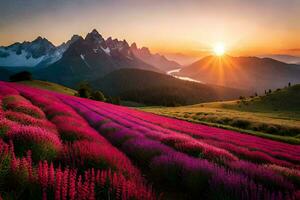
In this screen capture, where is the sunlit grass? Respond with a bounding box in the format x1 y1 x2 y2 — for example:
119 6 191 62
142 100 300 144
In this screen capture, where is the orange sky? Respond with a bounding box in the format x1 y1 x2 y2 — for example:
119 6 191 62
1 0 300 56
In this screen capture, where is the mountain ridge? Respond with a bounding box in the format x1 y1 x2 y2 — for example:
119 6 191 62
130 43 180 71
0 29 180 72
32 29 163 87
179 55 300 92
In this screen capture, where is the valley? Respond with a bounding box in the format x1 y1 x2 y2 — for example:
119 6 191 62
1 1 300 197
166 68 203 83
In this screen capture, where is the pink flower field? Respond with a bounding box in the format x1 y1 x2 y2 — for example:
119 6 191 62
0 81 299 200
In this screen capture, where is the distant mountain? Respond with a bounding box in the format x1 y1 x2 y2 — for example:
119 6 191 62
130 43 181 71
164 52 201 66
91 68 249 106
34 29 160 87
0 29 175 86
35 35 82 68
0 35 80 68
0 37 54 67
178 55 300 92
259 54 300 64
0 29 178 75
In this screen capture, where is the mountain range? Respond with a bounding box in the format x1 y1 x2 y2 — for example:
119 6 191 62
1 29 300 96
130 43 180 71
178 55 300 92
0 36 77 68
0 29 180 86
164 52 202 66
258 54 300 64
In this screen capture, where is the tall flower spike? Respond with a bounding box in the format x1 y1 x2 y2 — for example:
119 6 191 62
49 162 55 187
55 166 62 200
68 170 76 200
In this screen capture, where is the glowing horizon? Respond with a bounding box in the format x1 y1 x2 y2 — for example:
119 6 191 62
213 43 226 56
1 0 300 57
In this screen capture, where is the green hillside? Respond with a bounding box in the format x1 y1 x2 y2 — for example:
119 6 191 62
19 80 76 95
143 84 300 144
91 68 249 106
223 84 300 112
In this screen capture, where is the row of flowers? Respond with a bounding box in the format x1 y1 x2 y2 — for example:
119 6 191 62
89 99 300 166
0 139 155 200
2 82 300 199
0 90 62 161
0 83 157 199
61 96 300 199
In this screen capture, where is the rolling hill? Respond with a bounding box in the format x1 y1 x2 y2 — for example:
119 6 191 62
178 55 300 92
260 54 300 64
144 84 300 143
19 80 76 95
223 84 300 112
91 68 249 106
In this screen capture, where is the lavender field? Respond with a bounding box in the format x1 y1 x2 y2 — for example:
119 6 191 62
0 81 299 200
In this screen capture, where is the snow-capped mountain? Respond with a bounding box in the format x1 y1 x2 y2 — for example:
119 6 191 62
0 29 180 72
0 35 80 67
0 37 55 67
33 29 160 87
0 29 181 86
35 35 82 67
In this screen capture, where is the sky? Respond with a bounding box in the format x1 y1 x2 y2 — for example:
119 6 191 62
0 0 300 56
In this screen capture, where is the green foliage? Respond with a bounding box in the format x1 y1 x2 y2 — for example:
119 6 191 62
76 82 108 102
12 139 58 162
106 96 120 105
77 82 92 98
91 91 106 101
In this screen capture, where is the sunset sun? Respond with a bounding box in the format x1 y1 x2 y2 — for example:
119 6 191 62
213 43 225 56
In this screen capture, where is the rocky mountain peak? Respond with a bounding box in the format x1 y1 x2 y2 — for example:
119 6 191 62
131 42 138 50
85 29 104 44
70 34 82 42
31 36 54 47
140 47 151 55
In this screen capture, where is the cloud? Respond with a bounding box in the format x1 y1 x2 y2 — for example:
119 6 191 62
287 48 300 52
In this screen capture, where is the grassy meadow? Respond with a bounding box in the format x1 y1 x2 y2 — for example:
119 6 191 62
143 85 300 144
19 80 77 96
